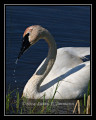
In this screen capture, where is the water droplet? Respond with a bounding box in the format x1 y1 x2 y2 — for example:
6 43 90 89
15 80 17 83
13 59 18 86
13 73 15 76
15 58 18 64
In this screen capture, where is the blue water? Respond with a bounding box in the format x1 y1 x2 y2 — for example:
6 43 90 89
6 5 90 97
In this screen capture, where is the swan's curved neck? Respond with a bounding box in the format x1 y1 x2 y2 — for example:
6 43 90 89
23 29 57 99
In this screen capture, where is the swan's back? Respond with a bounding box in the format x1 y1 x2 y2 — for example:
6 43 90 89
55 47 90 70
37 47 90 75
39 47 90 98
59 47 90 58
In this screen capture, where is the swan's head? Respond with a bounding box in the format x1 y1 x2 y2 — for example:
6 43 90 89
18 25 45 59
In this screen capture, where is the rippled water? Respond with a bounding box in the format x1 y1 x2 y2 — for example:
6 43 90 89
5 5 90 114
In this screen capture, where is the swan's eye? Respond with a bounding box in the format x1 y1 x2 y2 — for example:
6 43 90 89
23 33 29 43
22 33 31 49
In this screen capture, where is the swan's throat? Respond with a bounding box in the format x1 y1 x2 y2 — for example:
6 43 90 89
23 29 57 99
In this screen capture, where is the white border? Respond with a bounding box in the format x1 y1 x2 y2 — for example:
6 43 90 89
4 4 92 5
4 4 92 116
4 4 6 116
91 3 92 116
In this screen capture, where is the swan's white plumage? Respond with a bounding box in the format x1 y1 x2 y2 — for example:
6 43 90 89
39 47 90 99
20 25 90 99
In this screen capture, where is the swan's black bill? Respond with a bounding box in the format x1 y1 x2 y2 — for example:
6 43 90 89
18 33 31 59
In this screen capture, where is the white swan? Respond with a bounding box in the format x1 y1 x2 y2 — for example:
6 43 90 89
18 25 90 99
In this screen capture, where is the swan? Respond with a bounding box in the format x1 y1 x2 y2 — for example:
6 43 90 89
18 25 90 99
